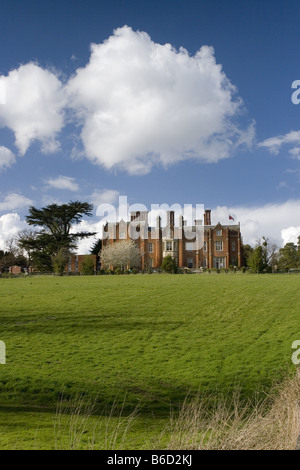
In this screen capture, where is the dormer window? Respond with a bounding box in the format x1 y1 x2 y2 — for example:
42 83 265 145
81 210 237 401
216 229 222 236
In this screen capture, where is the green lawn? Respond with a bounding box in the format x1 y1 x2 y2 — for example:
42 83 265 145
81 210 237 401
0 273 299 449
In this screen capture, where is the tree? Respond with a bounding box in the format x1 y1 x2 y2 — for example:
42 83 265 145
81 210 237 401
278 242 300 271
81 255 95 275
16 229 38 270
0 237 27 271
247 246 264 273
261 236 278 272
90 238 102 255
52 248 71 276
242 244 254 267
100 240 142 271
0 250 15 271
161 255 177 273
19 201 96 272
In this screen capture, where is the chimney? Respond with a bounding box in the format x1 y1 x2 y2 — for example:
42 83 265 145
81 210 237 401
204 209 211 226
130 211 140 221
167 211 175 226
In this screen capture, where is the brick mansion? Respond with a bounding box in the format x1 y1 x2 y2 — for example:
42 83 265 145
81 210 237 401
102 209 243 271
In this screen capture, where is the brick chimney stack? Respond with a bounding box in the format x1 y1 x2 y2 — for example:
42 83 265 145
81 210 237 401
167 211 175 226
204 209 211 226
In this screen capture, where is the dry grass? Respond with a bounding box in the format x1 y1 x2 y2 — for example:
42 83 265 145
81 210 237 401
162 371 300 450
52 371 300 450
54 393 139 450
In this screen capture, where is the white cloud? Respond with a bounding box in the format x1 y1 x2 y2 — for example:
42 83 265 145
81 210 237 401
281 226 300 245
47 175 79 191
0 193 33 212
0 213 28 249
67 25 254 174
0 63 65 155
0 146 16 171
72 219 104 254
211 200 300 247
288 147 300 159
89 189 119 206
0 27 254 174
258 130 300 156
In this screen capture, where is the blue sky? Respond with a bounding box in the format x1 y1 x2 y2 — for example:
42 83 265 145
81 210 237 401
0 0 300 251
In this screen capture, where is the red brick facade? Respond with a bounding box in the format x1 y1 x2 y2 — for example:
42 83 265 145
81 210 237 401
66 254 99 273
102 210 243 271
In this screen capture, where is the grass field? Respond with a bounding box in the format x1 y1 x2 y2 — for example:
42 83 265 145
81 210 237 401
0 273 299 449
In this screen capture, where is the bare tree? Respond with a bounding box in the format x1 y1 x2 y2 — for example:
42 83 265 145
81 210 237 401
260 236 278 271
16 229 38 270
100 240 142 271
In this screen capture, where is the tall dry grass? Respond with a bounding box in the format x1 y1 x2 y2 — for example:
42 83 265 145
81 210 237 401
54 392 139 450
53 371 300 450
163 371 300 450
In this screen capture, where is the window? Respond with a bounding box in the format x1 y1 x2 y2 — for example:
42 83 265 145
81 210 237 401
119 231 126 239
185 242 194 251
166 241 173 251
187 258 193 268
216 229 222 236
203 241 207 252
214 257 226 269
215 241 223 251
232 241 236 251
148 243 153 253
203 257 207 268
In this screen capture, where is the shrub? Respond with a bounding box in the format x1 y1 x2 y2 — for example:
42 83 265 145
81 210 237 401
161 255 177 274
80 256 95 275
52 248 70 276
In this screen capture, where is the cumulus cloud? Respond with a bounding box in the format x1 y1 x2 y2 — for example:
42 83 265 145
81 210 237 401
0 63 65 155
258 130 300 157
67 26 254 174
47 175 79 191
71 218 105 254
281 226 300 245
211 200 300 247
0 146 16 171
89 189 119 206
0 213 28 249
0 193 33 212
0 27 255 174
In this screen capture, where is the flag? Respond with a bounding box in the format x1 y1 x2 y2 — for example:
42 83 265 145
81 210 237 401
229 215 234 221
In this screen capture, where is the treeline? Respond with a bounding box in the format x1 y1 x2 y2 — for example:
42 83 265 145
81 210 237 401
1 201 300 275
244 236 300 273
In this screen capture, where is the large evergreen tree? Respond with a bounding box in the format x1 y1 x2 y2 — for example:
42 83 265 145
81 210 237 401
19 201 96 272
90 238 102 255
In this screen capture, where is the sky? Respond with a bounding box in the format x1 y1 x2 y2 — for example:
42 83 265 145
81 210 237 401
0 0 300 252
